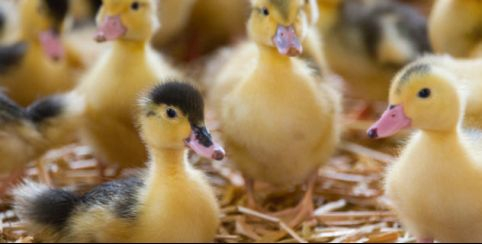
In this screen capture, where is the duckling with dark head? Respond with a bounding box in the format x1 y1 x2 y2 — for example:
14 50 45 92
14 81 223 242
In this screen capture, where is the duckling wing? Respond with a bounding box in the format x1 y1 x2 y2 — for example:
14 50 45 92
80 176 145 219
0 42 26 74
0 92 26 122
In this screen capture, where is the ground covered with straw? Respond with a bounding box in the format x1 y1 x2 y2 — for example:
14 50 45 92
0 98 416 243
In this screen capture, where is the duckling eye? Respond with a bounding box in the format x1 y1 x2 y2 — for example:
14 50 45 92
131 1 140 11
166 108 177 119
262 7 269 16
418 88 431 99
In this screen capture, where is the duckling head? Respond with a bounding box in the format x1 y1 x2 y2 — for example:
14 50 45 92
368 63 463 139
19 0 69 61
139 81 225 161
95 0 159 43
248 0 309 56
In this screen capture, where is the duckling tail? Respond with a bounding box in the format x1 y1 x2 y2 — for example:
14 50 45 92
13 181 80 241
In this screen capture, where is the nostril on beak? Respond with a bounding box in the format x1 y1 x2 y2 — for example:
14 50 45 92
212 149 225 161
367 128 378 139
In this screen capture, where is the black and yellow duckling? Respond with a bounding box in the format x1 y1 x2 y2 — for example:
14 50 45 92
207 0 342 227
14 82 224 243
319 0 431 101
429 0 482 58
0 0 84 106
0 93 78 194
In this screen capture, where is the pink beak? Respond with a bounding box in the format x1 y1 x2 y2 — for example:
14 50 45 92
185 126 225 161
95 16 127 42
39 30 64 61
272 25 303 56
367 105 412 139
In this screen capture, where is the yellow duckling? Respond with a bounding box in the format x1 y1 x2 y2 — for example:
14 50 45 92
429 0 482 57
368 63 482 243
208 0 341 226
0 0 84 106
319 0 431 101
14 82 224 242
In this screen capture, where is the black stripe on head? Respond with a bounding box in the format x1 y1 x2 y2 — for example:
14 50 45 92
27 95 65 124
148 81 204 126
44 0 69 27
396 64 430 93
0 93 26 122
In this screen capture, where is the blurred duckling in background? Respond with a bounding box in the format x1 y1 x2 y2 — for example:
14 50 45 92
14 82 224 242
0 93 80 194
319 0 431 102
368 63 482 243
0 0 84 106
207 0 341 226
429 0 482 57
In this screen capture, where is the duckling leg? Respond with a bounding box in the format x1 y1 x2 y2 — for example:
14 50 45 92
269 174 317 227
286 174 316 227
244 175 263 211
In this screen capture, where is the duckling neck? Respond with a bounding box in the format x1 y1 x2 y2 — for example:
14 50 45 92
112 40 148 56
256 44 292 68
421 128 459 142
147 148 187 177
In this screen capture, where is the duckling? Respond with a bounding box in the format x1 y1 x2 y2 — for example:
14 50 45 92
14 82 224 243
429 0 482 58
207 0 341 226
0 0 84 106
76 0 182 167
0 93 79 193
367 63 482 243
319 0 431 101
